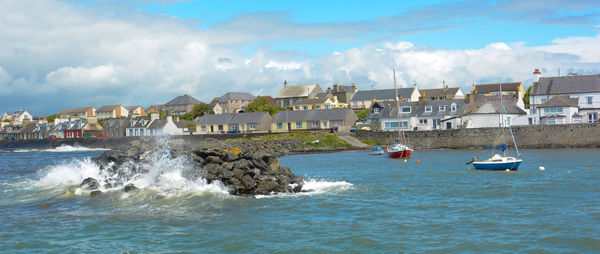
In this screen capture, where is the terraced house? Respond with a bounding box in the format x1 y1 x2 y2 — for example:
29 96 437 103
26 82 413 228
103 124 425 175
195 112 272 134
271 108 358 132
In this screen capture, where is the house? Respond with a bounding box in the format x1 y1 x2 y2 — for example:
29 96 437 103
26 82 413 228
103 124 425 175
470 82 525 109
64 119 86 138
462 101 528 128
271 108 358 132
195 112 272 134
274 81 324 108
2 110 33 123
174 120 196 134
16 123 37 140
215 92 256 114
0 125 21 140
291 97 342 110
102 118 129 137
33 123 50 139
367 100 467 131
147 104 166 114
49 120 68 139
418 87 464 101
58 107 96 119
530 70 600 123
165 94 201 115
316 83 358 105
126 106 146 118
536 95 582 124
350 86 420 110
125 117 151 137
96 105 129 119
146 115 182 136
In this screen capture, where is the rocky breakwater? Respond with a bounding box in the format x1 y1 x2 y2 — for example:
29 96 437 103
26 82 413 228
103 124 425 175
78 140 304 197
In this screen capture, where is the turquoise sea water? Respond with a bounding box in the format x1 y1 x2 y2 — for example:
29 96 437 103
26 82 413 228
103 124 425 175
1 146 599 253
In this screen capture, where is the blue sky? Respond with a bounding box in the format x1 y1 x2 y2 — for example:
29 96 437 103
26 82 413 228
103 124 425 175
1 0 599 115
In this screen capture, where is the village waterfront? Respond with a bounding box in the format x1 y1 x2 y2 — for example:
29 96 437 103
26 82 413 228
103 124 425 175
1 146 598 252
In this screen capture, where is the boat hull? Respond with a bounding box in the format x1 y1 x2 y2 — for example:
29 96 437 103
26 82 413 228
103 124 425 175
472 160 521 170
387 149 413 158
369 150 384 155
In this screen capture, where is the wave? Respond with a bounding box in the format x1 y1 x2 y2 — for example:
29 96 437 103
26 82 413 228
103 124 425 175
14 145 110 153
35 141 229 198
255 179 353 198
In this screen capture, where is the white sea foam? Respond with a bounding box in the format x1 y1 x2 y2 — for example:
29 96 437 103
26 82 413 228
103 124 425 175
35 140 229 197
14 145 109 153
255 178 353 198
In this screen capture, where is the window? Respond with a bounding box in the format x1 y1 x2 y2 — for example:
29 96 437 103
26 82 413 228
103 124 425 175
324 104 331 109
312 121 319 128
218 125 224 131
425 105 432 112
544 107 563 114
249 124 256 130
140 129 144 136
373 108 381 113
541 98 547 104
352 101 357 107
401 106 411 113
296 122 303 128
332 121 340 127
303 106 308 110
451 103 457 112
547 118 556 125
316 105 321 109
277 123 283 129
201 125 206 131
294 106 299 110
384 121 408 129
419 119 428 124
129 129 133 136
439 105 446 111
589 113 597 123
587 96 593 104
322 121 328 128
231 124 238 131
135 129 139 136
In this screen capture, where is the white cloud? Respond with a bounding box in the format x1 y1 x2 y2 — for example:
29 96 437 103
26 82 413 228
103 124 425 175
0 0 598 115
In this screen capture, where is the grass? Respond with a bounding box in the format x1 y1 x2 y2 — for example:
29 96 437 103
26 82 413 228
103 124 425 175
353 136 385 146
227 131 352 148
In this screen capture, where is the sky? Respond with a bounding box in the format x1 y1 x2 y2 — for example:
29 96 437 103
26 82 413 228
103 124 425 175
1 0 599 116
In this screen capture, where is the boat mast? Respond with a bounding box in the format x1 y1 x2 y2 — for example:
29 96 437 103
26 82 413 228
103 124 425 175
500 82 507 157
393 69 406 145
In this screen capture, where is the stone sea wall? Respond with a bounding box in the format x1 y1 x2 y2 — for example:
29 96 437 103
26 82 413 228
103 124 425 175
356 123 600 149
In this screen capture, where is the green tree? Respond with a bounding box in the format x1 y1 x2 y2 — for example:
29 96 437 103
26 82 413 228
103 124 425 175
47 114 58 123
523 86 532 109
356 109 369 119
2 119 10 122
191 102 210 118
246 97 284 116
182 112 195 121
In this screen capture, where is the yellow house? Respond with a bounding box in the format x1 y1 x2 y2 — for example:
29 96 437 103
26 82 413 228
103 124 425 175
271 108 358 132
291 96 347 110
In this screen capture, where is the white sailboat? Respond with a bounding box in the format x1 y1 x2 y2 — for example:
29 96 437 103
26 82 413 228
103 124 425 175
387 69 413 159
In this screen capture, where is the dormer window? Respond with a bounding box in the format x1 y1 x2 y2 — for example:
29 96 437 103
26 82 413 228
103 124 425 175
439 105 446 111
374 108 381 113
130 120 135 126
451 103 457 112
401 106 411 113
425 105 432 112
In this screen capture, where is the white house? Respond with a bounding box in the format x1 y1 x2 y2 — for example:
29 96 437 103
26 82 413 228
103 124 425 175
462 102 528 128
2 110 33 123
536 95 582 124
367 99 467 131
530 70 600 124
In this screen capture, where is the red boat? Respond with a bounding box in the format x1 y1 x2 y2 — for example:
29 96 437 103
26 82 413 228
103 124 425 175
387 144 413 158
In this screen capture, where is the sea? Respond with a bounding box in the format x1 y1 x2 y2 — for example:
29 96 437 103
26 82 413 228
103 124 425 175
1 144 598 253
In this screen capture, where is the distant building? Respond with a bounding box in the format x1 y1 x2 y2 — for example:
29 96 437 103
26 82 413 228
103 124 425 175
195 112 272 134
2 110 33 123
418 87 464 101
58 107 96 119
316 83 358 105
274 81 324 108
470 82 525 109
147 104 166 114
271 108 358 132
291 97 342 110
96 105 128 119
350 86 420 110
125 106 146 118
215 92 256 114
165 94 201 115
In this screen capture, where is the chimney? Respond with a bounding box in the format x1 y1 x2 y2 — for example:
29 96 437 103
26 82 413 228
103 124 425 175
284 80 287 87
151 113 159 121
533 68 541 83
334 83 339 92
167 116 173 122
351 83 356 91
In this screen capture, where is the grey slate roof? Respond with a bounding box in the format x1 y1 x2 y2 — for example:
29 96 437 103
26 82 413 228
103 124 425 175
195 112 268 124
97 105 120 112
165 94 201 105
58 107 93 115
351 88 414 102
537 95 579 108
272 108 354 122
292 97 328 106
105 118 129 128
419 87 461 98
531 74 600 95
147 119 168 129
276 84 322 98
18 123 37 133
218 92 256 103
473 82 522 94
